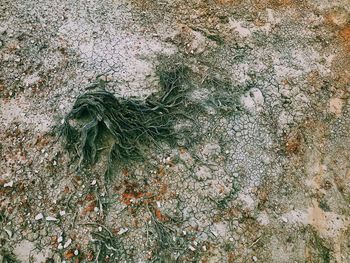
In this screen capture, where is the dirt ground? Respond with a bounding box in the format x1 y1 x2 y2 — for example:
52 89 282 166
1 0 349 262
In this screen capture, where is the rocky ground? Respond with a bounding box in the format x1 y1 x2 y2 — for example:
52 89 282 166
0 0 349 262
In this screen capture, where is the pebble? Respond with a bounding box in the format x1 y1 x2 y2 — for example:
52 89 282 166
91 179 97 186
46 216 58 221
253 256 258 262
59 211 66 216
58 243 63 250
202 246 207 251
35 213 44 220
189 245 196 251
4 181 14 187
63 239 72 248
4 228 12 238
57 236 63 243
117 228 128 235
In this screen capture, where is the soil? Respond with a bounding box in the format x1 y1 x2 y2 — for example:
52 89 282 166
0 0 349 262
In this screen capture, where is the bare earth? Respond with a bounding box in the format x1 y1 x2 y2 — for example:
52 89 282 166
0 0 349 262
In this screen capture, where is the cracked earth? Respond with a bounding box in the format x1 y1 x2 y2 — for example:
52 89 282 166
1 0 350 262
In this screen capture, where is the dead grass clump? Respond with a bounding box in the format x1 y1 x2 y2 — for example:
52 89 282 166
60 63 192 171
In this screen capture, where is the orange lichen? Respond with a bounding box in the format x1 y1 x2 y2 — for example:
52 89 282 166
339 26 350 51
65 250 75 260
82 201 97 214
154 207 168 221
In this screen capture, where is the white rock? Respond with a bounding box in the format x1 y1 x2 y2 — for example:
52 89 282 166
46 216 58 221
63 239 72 248
91 180 97 186
4 228 12 238
74 250 79 256
189 245 196 251
57 236 63 243
35 213 44 220
58 243 63 250
156 201 161 208
202 246 207 251
59 211 66 216
4 181 14 187
117 228 128 235
253 256 258 262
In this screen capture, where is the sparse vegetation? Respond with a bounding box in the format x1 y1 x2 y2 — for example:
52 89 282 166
0 248 19 263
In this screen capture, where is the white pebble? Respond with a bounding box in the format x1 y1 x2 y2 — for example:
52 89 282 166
63 239 72 248
57 243 63 250
46 216 58 221
189 245 196 251
59 211 66 216
57 236 63 243
91 180 97 186
4 181 14 187
35 213 44 220
253 256 258 262
4 228 12 238
117 228 128 235
74 250 79 256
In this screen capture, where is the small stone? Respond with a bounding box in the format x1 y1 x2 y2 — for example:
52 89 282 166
4 228 12 238
91 180 97 186
253 256 258 262
156 201 161 208
189 245 196 251
74 250 79 256
4 181 14 187
117 228 128 235
98 226 102 232
282 217 288 223
93 207 99 212
46 216 58 221
63 238 72 248
202 245 207 251
57 236 63 243
59 211 66 216
58 243 63 250
35 213 44 220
